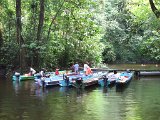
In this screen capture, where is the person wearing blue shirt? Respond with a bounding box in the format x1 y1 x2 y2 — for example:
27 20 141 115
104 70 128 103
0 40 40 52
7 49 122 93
74 62 79 74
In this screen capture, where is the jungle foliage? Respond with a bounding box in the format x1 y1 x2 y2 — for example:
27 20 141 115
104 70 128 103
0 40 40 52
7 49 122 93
0 0 160 71
102 0 160 63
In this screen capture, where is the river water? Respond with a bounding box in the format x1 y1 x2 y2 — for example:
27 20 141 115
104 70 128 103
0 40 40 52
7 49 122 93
0 64 160 120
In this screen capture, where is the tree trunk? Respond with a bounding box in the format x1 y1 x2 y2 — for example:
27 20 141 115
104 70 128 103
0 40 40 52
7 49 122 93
16 0 21 45
31 1 37 41
36 0 44 68
149 0 160 18
16 0 22 72
37 0 44 42
16 0 25 73
0 29 3 47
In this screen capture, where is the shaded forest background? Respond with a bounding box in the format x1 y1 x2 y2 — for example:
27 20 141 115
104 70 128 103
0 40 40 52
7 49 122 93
0 0 160 72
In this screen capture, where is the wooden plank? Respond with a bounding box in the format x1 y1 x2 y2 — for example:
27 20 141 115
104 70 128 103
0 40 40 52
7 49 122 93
140 71 160 76
92 68 160 72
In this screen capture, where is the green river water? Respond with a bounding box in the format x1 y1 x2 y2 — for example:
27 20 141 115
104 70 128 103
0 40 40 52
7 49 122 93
0 64 160 120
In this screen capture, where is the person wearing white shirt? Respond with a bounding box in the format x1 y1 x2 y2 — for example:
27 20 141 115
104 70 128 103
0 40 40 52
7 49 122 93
84 64 89 73
30 67 36 76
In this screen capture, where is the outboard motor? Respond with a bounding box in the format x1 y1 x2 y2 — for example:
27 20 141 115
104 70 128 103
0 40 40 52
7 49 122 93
76 77 83 88
102 75 108 87
64 75 69 86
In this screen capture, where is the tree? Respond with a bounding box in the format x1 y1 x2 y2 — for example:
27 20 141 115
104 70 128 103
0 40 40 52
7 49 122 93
16 0 25 72
128 0 160 62
35 0 45 68
0 0 105 70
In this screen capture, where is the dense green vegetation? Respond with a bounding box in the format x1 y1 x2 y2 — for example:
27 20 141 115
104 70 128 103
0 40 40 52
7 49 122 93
0 0 160 71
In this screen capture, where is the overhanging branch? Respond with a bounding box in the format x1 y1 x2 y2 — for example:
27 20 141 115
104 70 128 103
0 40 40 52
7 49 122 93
149 0 160 18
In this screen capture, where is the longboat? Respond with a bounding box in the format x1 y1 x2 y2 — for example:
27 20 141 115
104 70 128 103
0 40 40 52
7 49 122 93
98 71 120 87
116 71 134 86
12 74 35 81
71 72 106 89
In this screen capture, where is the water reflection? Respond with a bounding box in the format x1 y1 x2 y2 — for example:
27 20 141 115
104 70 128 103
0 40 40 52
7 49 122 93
115 82 131 92
12 81 22 94
1 74 160 120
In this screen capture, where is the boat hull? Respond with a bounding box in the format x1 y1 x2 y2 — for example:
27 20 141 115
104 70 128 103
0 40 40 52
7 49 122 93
98 72 120 87
12 75 35 81
116 72 133 86
71 72 106 89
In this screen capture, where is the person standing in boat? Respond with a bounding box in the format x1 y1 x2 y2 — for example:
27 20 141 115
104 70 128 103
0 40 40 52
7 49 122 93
74 62 79 74
107 70 119 81
40 68 46 77
84 62 88 74
29 67 36 76
84 62 92 75
55 68 59 75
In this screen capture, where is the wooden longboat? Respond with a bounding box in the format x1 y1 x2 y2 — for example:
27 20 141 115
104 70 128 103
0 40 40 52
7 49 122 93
12 75 35 81
71 72 106 89
116 71 134 87
98 72 120 87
